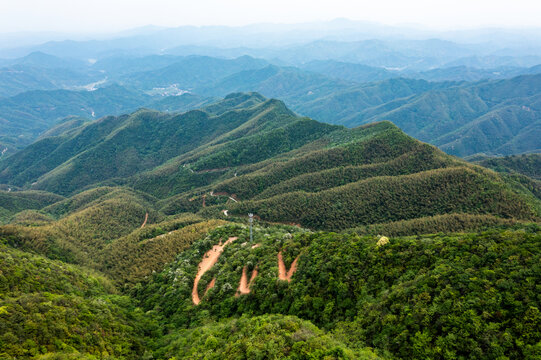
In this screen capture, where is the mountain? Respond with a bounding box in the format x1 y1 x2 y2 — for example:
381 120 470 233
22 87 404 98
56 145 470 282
137 224 541 359
0 52 103 98
0 243 150 359
472 154 541 201
117 56 540 158
0 84 150 152
0 85 216 156
92 54 184 76
10 51 88 69
294 73 541 157
1 93 540 360
2 52 540 159
0 237 379 358
1 93 538 230
118 55 270 91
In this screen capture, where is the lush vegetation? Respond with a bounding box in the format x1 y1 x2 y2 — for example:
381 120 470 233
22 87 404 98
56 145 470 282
226 167 538 230
0 190 64 224
0 245 151 359
2 96 539 244
476 154 541 180
137 224 541 359
346 213 520 236
154 314 379 359
1 93 541 360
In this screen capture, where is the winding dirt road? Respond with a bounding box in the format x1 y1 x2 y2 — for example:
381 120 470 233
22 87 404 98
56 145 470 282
192 237 238 305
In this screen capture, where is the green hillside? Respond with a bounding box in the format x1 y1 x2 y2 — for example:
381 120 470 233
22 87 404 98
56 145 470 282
154 314 379 360
1 93 540 360
475 153 541 179
136 223 541 359
0 93 338 196
0 244 149 359
2 93 539 232
0 86 214 156
0 190 64 224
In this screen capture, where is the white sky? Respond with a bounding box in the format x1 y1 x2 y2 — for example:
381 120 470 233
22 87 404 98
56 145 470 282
0 0 540 33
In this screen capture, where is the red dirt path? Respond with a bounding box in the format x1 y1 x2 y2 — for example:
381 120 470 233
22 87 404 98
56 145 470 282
236 266 258 296
192 237 237 305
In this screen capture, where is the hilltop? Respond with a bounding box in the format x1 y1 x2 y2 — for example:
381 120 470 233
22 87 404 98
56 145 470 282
1 54 540 158
0 93 538 230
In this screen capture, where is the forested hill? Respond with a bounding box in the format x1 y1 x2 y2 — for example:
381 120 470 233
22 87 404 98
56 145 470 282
1 92 540 360
475 153 541 180
0 92 335 195
0 92 539 233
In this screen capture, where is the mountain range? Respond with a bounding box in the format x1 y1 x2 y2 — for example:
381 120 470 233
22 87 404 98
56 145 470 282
1 20 541 360
1 93 538 226
1 53 540 159
1 93 540 359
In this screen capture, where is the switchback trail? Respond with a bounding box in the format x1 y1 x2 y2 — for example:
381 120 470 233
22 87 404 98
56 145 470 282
192 237 238 305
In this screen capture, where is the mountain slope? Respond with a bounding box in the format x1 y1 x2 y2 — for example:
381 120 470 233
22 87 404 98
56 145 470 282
1 93 539 234
0 93 338 196
137 223 541 359
475 153 541 179
303 74 541 157
0 243 149 359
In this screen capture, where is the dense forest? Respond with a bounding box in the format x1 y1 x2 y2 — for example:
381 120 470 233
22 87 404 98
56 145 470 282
136 223 541 359
0 94 540 359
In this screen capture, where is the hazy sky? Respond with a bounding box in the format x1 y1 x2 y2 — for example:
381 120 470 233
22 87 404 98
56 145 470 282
1 0 540 33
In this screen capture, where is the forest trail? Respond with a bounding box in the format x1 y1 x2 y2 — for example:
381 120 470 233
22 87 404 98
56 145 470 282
140 213 148 228
192 236 238 305
278 250 300 282
236 266 258 296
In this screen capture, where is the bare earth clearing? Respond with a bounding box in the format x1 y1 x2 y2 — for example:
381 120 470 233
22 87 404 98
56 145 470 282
236 266 258 296
192 238 300 304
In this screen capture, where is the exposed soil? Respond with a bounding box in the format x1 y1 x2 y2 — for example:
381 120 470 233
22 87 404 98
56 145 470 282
192 236 238 305
277 250 300 282
140 212 148 228
203 277 216 298
236 266 258 296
